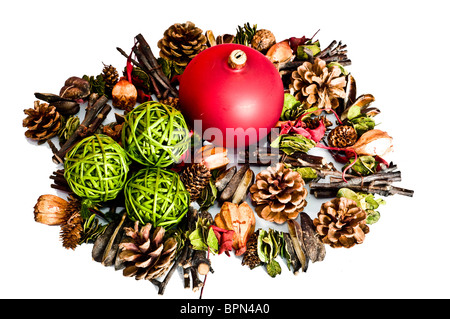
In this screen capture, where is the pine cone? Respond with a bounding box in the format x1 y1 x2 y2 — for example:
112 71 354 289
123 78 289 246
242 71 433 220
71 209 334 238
313 197 369 248
159 96 180 110
180 163 211 202
291 58 347 110
241 231 262 269
249 163 308 224
157 21 207 67
327 125 358 148
23 101 62 142
303 116 333 129
119 221 178 280
102 64 119 97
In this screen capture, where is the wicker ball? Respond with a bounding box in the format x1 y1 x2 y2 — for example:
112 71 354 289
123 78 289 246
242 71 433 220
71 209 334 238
121 101 190 167
64 134 130 202
124 167 190 228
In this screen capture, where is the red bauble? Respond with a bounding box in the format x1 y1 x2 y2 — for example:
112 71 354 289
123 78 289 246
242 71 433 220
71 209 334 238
179 43 284 148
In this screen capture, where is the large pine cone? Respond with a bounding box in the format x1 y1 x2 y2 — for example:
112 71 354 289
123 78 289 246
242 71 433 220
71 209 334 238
157 21 207 67
313 197 369 248
327 125 358 148
180 163 211 202
249 163 308 224
23 101 62 142
119 221 177 280
291 58 346 110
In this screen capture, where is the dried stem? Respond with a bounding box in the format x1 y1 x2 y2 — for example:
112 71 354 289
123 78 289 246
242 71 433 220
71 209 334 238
52 95 109 164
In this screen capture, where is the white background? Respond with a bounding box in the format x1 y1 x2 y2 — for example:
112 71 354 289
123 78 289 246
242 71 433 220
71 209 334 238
1 0 448 299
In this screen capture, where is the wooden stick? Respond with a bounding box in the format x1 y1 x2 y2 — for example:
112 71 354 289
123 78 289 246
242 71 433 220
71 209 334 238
52 95 109 164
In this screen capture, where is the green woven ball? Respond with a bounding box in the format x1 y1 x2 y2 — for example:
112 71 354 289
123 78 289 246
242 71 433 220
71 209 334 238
64 134 130 202
121 101 190 167
124 167 190 228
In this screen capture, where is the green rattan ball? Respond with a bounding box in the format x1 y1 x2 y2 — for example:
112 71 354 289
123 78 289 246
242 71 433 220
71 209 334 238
121 101 190 167
64 134 130 202
124 167 190 228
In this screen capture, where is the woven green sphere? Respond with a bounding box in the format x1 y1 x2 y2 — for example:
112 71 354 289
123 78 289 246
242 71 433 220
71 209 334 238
124 167 190 228
64 134 130 202
121 101 190 167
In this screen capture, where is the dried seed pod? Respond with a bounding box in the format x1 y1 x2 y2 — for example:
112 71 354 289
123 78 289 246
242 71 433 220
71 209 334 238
231 167 254 204
112 77 138 112
219 164 249 202
299 213 326 263
60 76 90 100
251 29 276 54
50 100 80 115
215 166 237 192
352 129 393 157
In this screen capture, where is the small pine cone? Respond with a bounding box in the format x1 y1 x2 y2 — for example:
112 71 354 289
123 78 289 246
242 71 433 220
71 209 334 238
102 64 119 97
303 116 333 129
313 197 370 248
327 125 358 148
249 163 308 224
291 58 346 110
241 231 262 269
159 96 180 110
180 163 211 202
157 21 207 67
119 222 178 281
23 101 62 143
60 194 83 250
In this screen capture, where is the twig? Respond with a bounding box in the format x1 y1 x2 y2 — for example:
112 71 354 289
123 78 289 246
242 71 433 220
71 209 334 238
52 95 109 164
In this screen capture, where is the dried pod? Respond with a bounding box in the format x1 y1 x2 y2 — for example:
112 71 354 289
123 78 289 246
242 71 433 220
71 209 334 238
266 40 294 64
34 194 69 225
287 219 308 272
344 74 357 108
231 167 254 204
50 100 80 115
352 129 393 157
112 77 138 112
205 30 216 47
194 145 230 170
215 166 236 192
299 213 326 263
219 164 249 202
251 29 276 54
60 76 90 100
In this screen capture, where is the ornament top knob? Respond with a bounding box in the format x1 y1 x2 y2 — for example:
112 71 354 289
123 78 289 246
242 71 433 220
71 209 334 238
228 49 247 70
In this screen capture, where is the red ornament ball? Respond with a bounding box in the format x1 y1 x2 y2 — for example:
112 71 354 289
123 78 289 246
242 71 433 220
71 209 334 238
179 43 284 148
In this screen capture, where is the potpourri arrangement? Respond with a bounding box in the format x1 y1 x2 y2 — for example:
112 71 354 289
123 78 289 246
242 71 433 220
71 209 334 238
24 21 414 297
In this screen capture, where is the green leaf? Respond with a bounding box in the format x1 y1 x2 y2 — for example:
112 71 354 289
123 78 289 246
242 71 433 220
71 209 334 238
281 93 303 121
344 156 378 176
271 134 316 155
206 227 218 254
327 62 349 75
297 40 321 60
296 167 318 182
266 259 282 278
257 230 269 263
189 228 208 251
347 104 362 120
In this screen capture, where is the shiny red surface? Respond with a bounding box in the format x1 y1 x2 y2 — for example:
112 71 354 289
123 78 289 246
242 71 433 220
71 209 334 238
179 43 284 148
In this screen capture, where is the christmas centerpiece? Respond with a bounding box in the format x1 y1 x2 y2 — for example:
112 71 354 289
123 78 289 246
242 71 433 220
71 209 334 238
24 21 414 298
